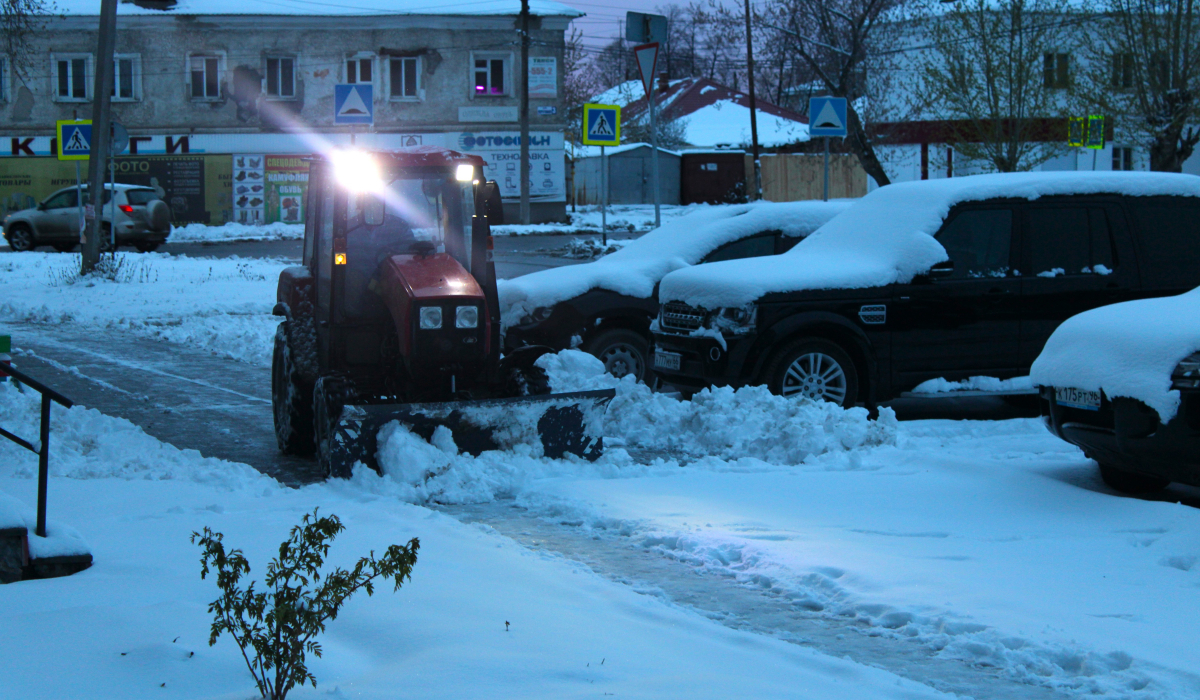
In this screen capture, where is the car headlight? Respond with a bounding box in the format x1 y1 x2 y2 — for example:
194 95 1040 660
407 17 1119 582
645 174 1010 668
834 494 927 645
518 306 554 326
711 305 758 335
456 305 479 329
1172 351 1200 389
419 306 443 329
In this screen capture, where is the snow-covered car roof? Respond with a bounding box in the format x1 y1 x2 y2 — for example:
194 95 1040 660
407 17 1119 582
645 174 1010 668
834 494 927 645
660 172 1200 309
1031 288 1200 422
498 200 852 327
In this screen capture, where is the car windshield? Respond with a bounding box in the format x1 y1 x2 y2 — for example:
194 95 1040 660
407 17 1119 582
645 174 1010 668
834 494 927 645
124 189 158 206
341 173 474 319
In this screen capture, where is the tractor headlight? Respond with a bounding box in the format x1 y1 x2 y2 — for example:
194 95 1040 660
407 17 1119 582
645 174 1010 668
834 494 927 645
419 306 443 330
1172 351 1200 389
456 305 479 329
455 164 476 182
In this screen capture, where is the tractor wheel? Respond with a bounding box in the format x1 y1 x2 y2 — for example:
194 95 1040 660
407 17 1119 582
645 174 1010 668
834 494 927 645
272 323 315 455
313 377 349 479
5 225 35 252
506 364 551 397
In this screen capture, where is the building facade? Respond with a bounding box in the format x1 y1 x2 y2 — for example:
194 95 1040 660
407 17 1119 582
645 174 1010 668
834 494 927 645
0 0 581 224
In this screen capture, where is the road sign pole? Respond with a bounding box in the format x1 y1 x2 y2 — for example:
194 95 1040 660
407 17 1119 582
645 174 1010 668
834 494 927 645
84 0 118 274
823 137 830 202
75 162 83 240
601 145 607 246
649 82 661 228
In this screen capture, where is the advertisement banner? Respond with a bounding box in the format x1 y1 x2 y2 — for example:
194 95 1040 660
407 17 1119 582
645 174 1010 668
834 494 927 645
528 57 557 99
263 155 308 224
231 154 266 224
450 131 565 202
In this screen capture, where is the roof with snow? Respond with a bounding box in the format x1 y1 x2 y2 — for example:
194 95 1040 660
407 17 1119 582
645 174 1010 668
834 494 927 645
660 171 1200 309
608 77 810 149
55 0 583 17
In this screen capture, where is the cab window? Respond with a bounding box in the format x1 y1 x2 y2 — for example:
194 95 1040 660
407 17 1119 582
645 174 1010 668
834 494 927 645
701 234 776 264
42 190 78 210
934 208 1014 278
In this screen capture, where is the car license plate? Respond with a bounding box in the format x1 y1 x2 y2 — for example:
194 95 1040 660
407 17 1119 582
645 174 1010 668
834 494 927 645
1055 386 1101 411
654 351 681 371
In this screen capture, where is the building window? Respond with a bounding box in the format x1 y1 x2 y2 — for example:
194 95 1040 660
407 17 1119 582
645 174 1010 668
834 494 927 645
265 56 296 98
1111 53 1134 89
1112 146 1134 171
390 57 419 99
473 54 508 96
190 54 222 100
54 54 91 101
1043 53 1069 89
346 55 373 84
111 55 140 101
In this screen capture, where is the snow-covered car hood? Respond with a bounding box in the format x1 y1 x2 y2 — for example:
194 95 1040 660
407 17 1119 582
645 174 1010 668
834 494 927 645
498 200 851 328
1031 288 1200 422
660 172 1200 309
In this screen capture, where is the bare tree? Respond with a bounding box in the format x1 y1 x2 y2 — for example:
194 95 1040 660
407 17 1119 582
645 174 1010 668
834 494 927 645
910 0 1080 172
1082 0 1200 171
563 28 601 147
2 0 55 83
768 0 905 186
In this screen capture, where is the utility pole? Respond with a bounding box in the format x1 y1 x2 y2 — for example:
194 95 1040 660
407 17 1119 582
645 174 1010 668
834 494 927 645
519 0 531 225
743 0 762 201
83 0 117 274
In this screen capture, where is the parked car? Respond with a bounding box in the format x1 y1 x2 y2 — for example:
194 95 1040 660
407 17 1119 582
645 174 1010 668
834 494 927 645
500 200 851 382
2 183 172 253
1032 289 1200 493
651 172 1200 407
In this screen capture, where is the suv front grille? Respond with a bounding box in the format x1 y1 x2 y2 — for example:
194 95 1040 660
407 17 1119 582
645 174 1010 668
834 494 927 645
661 301 705 332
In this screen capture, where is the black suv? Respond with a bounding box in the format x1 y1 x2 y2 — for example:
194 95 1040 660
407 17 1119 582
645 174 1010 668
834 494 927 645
651 173 1200 406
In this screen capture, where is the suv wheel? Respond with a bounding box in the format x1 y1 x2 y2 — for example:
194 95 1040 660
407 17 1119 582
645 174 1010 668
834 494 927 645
6 225 34 252
271 323 315 455
585 328 650 382
767 338 859 408
1098 463 1169 494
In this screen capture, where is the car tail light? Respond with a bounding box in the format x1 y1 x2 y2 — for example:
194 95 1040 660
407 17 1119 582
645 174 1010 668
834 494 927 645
1172 352 1200 389
118 204 134 214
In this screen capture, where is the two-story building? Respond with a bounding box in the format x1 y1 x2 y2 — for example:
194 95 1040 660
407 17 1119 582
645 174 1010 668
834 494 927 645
0 0 582 224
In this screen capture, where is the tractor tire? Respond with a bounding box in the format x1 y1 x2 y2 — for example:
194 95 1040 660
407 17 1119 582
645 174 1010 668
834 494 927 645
506 365 551 397
272 323 315 455
52 242 78 253
313 376 349 479
765 338 859 408
5 225 35 252
585 328 651 383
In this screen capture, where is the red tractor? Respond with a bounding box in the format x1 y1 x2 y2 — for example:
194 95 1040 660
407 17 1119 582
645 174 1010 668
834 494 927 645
272 148 613 477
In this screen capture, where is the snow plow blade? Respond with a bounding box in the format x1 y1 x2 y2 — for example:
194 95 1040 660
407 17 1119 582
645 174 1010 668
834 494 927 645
328 389 616 477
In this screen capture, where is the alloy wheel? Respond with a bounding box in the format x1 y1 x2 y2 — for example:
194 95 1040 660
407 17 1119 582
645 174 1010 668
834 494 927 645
780 352 848 404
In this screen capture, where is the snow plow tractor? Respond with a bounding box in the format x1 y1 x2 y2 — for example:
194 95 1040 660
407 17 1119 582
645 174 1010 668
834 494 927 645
271 148 614 478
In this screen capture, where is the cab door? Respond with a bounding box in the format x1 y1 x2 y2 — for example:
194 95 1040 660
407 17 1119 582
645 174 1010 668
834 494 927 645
1018 201 1135 365
890 204 1023 390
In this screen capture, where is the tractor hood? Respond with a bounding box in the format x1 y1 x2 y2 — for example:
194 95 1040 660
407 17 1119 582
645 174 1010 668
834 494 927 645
375 252 490 362
378 252 485 302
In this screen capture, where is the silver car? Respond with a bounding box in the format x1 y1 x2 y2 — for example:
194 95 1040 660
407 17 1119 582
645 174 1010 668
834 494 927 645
2 183 172 253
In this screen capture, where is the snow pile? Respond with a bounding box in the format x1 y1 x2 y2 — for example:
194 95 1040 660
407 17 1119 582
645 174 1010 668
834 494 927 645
0 489 90 558
661 171 1200 309
0 382 274 490
491 203 697 236
499 200 851 327
169 222 304 243
0 253 285 367
910 375 1033 394
1031 287 1200 421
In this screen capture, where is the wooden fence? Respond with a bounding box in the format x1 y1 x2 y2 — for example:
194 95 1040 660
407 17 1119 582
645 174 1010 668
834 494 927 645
745 154 868 201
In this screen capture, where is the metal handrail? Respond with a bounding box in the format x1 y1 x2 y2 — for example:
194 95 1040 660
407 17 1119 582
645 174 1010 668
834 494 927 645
0 362 74 538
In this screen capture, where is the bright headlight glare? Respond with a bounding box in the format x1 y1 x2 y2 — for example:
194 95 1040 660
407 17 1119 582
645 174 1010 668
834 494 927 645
1172 351 1200 389
331 150 383 193
456 305 479 329
455 164 475 182
419 306 443 329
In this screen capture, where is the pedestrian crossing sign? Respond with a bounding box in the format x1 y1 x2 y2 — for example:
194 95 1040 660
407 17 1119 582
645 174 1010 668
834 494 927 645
582 104 620 146
56 120 93 161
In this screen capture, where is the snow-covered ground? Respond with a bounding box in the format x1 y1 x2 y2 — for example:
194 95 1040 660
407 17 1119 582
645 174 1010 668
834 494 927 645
169 222 305 243
0 379 951 700
0 252 286 367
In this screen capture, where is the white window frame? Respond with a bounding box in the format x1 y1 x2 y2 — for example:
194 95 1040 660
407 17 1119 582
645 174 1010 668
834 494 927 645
111 53 141 102
264 55 297 100
470 51 511 98
388 56 422 101
1112 146 1135 171
345 53 375 86
53 53 92 102
188 53 225 101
